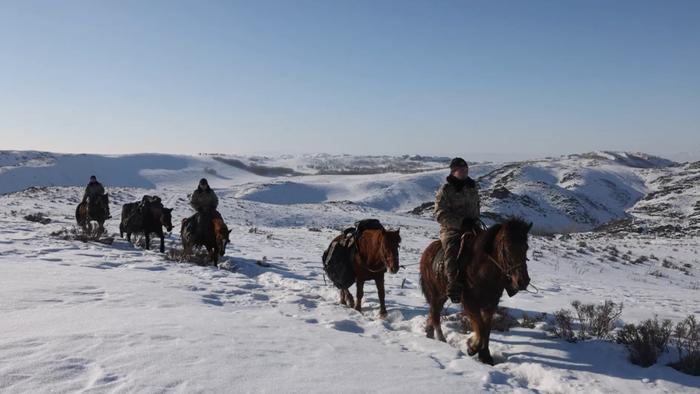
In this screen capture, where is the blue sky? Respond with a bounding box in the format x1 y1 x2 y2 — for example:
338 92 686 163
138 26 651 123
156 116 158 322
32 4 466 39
1 0 698 159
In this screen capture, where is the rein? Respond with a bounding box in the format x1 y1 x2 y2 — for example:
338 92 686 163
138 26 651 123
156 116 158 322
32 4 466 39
487 253 524 277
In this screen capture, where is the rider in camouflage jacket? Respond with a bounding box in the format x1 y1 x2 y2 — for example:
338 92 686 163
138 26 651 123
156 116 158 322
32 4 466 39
434 157 481 302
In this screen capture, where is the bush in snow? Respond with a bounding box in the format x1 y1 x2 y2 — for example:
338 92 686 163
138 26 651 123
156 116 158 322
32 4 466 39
520 312 547 329
670 315 700 376
549 300 622 342
572 300 623 340
50 226 112 244
550 309 577 342
164 247 213 266
616 317 672 367
24 212 51 224
491 307 520 332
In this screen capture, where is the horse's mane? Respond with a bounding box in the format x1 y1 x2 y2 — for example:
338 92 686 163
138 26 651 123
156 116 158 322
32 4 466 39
474 223 502 255
474 217 530 254
383 229 401 246
503 217 531 245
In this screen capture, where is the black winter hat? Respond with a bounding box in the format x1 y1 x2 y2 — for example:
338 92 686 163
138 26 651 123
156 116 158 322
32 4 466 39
449 157 468 170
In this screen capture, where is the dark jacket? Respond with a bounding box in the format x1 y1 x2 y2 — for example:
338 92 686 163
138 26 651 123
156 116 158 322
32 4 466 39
190 187 219 212
82 181 105 202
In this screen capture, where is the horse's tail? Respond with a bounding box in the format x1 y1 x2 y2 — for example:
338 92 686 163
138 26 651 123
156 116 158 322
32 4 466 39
76 202 85 225
419 240 442 297
180 218 189 240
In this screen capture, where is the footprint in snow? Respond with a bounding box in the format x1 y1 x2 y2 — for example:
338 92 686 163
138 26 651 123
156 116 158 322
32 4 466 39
329 319 365 334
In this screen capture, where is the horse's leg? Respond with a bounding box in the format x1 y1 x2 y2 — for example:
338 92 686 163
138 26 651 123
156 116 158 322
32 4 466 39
144 233 150 250
425 283 435 339
127 232 132 243
119 223 124 238
425 306 435 339
376 275 388 318
80 216 88 234
344 288 355 308
465 303 484 356
354 279 364 313
340 289 347 306
209 246 218 265
181 240 191 262
433 297 447 342
159 231 165 253
478 309 495 365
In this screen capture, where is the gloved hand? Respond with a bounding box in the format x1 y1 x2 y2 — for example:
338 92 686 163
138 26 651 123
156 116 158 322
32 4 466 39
461 217 478 232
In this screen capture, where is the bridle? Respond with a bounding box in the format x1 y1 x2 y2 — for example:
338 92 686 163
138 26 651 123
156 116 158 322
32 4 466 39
487 252 527 278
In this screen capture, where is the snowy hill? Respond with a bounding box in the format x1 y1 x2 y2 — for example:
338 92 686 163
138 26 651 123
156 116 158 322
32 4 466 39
4 150 685 235
1 150 700 392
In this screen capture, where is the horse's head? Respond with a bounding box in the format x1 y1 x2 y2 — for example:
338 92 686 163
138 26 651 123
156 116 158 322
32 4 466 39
497 219 532 296
160 208 174 233
214 219 232 257
381 228 402 274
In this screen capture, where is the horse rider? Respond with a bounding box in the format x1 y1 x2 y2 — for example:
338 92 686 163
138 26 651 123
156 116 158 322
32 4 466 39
188 178 221 239
191 178 219 213
82 175 105 204
435 157 482 303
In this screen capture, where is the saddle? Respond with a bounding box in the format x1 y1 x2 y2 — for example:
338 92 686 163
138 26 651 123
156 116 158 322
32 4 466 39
433 224 484 279
342 219 385 243
140 195 162 207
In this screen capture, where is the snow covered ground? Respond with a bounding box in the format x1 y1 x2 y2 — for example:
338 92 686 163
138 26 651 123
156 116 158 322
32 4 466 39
1 151 699 393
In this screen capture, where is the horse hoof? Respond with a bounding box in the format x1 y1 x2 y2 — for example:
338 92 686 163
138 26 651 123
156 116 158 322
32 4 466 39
426 331 434 339
467 340 478 356
378 311 388 319
479 353 494 365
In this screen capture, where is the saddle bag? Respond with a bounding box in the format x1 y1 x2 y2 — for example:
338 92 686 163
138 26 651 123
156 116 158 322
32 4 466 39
322 238 356 290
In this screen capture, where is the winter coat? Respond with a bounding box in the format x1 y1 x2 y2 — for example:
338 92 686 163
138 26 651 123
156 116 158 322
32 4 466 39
190 187 219 212
434 176 480 233
83 181 105 202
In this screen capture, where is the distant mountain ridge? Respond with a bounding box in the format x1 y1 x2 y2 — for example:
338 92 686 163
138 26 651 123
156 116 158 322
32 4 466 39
3 150 696 235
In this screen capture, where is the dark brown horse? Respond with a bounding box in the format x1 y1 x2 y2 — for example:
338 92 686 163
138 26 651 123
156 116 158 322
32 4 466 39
76 194 111 236
181 213 231 265
336 228 401 318
120 197 174 253
420 218 532 365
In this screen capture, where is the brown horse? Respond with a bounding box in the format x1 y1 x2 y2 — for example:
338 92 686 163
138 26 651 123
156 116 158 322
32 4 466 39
181 213 231 265
76 194 111 236
420 218 532 365
336 228 401 318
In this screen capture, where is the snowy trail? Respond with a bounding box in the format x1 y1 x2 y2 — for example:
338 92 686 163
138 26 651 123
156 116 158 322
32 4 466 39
2 185 699 393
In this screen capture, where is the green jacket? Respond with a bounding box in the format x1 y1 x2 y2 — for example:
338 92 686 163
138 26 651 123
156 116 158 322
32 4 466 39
434 176 480 232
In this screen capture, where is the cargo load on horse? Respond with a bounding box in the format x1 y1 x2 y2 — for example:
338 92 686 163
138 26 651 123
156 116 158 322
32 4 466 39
323 219 401 318
322 219 386 289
